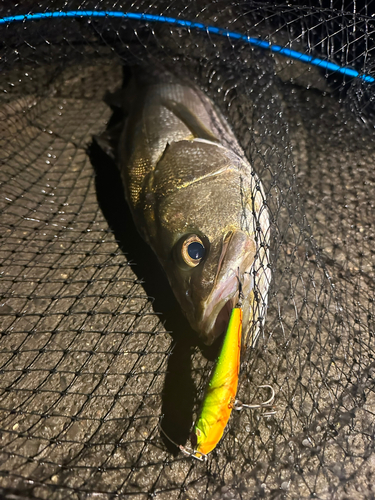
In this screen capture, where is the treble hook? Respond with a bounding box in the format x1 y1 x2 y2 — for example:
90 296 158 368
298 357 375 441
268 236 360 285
233 385 276 415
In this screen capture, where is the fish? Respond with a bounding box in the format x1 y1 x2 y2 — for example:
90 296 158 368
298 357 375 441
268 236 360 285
111 68 271 346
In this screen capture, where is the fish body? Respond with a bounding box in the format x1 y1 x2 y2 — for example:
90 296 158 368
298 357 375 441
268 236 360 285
192 306 242 456
118 69 271 346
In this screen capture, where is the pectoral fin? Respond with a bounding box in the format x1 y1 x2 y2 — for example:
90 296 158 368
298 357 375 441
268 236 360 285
163 99 220 143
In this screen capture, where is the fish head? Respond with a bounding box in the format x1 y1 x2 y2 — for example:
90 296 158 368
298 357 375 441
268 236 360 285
142 139 269 345
166 228 256 345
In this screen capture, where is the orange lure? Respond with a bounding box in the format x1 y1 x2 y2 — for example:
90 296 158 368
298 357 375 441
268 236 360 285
159 303 275 460
190 306 242 458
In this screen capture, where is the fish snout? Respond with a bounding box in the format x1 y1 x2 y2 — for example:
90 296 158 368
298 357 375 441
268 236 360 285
191 230 256 345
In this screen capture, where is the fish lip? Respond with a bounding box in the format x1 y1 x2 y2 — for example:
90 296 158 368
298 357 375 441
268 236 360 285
198 232 238 339
196 231 254 344
203 296 237 345
195 267 246 345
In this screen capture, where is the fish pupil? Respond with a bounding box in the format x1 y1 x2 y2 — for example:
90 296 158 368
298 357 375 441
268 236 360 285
187 242 205 260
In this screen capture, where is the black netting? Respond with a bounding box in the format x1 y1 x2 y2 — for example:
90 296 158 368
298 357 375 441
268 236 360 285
0 1 374 499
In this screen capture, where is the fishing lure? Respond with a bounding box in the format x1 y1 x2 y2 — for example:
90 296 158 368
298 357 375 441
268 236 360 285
190 305 243 459
160 285 275 461
160 304 243 461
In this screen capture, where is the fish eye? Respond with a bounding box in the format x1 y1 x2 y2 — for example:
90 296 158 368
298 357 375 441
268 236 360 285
181 235 206 268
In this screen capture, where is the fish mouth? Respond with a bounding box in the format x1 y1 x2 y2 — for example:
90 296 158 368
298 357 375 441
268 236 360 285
204 296 237 344
198 273 244 345
192 230 255 345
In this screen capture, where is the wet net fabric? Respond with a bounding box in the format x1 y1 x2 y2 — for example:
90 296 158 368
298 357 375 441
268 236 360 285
0 1 374 499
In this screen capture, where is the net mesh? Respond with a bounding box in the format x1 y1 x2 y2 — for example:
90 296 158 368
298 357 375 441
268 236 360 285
0 1 374 499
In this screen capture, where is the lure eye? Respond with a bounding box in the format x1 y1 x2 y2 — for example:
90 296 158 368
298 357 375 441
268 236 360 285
181 235 206 267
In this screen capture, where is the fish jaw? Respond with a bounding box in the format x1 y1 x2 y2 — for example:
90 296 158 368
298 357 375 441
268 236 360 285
188 230 256 345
